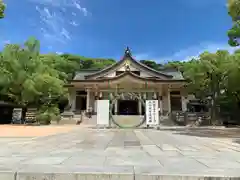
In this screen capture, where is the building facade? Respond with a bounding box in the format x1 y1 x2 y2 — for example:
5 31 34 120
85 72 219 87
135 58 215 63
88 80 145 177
67 48 188 116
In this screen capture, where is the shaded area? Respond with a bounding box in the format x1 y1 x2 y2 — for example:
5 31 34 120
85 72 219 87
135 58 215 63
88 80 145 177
0 101 23 124
160 127 240 138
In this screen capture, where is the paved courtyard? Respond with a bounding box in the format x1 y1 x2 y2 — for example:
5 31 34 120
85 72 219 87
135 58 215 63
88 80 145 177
1 125 240 179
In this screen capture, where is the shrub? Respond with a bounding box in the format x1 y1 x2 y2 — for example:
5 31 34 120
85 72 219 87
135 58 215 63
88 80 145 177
36 105 60 125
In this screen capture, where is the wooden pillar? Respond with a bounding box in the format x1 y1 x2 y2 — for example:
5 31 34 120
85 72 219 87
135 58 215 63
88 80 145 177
168 88 171 113
114 85 118 115
181 90 188 112
158 89 163 115
115 100 118 115
86 89 91 112
70 89 76 112
138 93 142 115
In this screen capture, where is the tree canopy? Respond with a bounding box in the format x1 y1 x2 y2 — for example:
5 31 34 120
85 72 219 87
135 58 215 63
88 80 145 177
227 0 240 46
0 37 67 106
0 0 5 19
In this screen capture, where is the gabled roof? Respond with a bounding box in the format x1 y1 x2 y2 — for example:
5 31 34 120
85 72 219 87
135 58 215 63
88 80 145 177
71 70 185 83
84 47 173 79
72 47 185 81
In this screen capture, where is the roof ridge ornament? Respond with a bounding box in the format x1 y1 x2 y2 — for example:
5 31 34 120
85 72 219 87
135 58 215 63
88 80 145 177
124 46 132 57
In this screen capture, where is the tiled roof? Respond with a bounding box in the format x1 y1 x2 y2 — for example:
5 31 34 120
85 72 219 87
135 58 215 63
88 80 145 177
73 68 184 80
73 70 98 80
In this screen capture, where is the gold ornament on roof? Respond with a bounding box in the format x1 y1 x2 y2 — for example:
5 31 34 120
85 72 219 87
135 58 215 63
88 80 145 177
125 59 130 66
124 60 130 71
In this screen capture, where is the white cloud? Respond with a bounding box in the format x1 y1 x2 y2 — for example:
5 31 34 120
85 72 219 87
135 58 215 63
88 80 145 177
134 42 239 63
56 51 63 55
29 0 89 45
29 0 89 15
70 21 79 26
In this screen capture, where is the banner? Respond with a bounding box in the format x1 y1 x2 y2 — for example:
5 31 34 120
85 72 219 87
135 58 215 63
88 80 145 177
146 100 159 125
97 100 109 126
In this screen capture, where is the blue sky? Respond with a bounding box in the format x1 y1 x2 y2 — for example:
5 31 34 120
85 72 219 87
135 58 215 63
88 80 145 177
0 0 238 62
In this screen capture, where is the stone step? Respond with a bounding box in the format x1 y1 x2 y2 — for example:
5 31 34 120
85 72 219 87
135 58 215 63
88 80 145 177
10 165 240 180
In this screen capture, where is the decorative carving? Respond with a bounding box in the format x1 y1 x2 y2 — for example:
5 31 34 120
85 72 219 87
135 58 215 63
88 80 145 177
125 64 130 71
116 92 140 100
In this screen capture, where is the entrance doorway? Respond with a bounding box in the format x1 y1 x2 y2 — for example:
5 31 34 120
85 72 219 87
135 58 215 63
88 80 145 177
118 100 138 115
75 96 86 112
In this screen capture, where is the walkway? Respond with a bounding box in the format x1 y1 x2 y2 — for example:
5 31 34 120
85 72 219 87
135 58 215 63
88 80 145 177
1 126 240 179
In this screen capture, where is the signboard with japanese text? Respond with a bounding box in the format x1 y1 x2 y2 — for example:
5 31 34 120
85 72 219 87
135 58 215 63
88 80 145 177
146 100 159 125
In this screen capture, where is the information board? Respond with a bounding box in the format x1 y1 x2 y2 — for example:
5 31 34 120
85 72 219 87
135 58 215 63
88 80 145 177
97 100 109 126
145 100 159 125
12 108 22 123
25 108 37 123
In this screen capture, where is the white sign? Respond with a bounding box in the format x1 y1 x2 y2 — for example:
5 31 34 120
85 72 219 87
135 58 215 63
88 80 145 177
97 100 109 126
145 100 159 125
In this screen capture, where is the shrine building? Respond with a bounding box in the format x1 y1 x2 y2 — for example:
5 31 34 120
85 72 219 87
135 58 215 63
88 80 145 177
66 48 188 116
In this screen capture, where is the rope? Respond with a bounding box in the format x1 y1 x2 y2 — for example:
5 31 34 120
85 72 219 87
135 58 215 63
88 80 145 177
109 92 146 128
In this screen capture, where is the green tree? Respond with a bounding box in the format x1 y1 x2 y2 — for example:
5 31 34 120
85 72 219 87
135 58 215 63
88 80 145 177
61 54 115 70
164 61 184 71
227 0 240 46
182 50 230 123
0 38 66 106
140 60 162 70
0 0 5 19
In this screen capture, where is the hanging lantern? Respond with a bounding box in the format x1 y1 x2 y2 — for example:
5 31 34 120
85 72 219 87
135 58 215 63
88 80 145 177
143 93 146 100
139 93 142 100
99 92 102 98
121 93 125 100
153 92 157 99
110 93 113 100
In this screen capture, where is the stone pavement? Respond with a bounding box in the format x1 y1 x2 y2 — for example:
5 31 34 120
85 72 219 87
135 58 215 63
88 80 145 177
1 126 240 179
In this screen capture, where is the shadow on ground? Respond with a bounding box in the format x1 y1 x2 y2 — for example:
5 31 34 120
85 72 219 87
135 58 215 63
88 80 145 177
160 127 240 139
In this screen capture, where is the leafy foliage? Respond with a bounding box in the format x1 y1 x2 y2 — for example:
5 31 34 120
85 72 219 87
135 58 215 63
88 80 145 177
139 60 162 70
0 0 5 19
0 37 67 106
227 0 240 46
36 105 60 125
